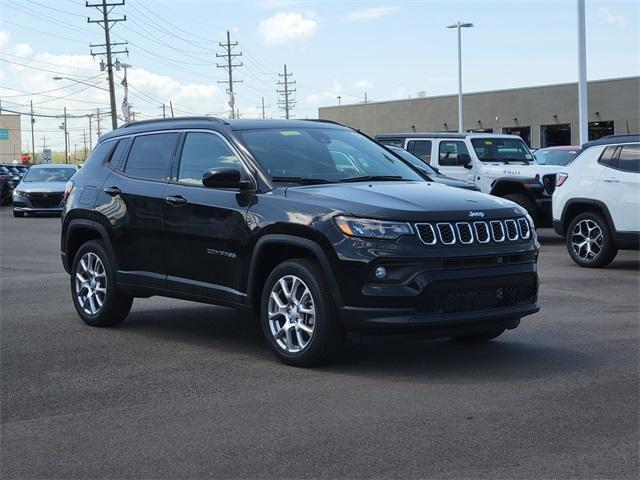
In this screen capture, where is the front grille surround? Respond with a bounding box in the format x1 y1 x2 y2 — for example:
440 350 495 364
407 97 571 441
415 217 532 247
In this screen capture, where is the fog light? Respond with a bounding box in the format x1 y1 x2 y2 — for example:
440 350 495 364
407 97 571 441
374 266 387 279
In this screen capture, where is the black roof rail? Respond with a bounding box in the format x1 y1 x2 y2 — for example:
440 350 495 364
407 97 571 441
302 119 346 127
120 116 227 129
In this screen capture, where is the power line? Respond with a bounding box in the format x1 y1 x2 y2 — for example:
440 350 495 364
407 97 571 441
277 64 296 119
216 30 243 119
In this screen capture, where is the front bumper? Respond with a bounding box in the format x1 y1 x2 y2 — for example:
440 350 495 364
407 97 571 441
13 205 64 214
13 192 64 214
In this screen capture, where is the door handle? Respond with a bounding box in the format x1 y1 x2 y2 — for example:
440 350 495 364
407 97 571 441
603 178 620 183
165 195 187 206
103 186 121 196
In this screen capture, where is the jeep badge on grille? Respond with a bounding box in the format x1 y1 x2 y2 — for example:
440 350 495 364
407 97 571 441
468 211 485 218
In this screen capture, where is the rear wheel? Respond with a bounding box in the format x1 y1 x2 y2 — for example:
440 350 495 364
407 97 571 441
503 193 537 226
451 328 506 343
261 259 345 367
566 212 617 268
71 240 133 327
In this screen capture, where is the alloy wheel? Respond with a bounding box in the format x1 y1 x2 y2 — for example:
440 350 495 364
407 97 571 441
571 219 603 261
75 252 107 315
268 275 316 353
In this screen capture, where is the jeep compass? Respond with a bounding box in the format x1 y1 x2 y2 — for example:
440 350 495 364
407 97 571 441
61 118 540 366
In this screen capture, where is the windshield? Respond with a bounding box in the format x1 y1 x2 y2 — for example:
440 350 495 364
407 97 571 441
23 167 76 183
470 137 533 163
534 149 579 166
388 147 437 176
235 127 424 184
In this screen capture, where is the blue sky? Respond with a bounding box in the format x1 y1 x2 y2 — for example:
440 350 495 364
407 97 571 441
0 0 638 151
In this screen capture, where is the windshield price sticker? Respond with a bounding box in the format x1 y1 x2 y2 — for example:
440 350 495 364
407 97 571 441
280 131 302 136
484 140 493 145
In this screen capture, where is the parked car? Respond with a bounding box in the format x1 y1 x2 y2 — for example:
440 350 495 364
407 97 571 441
375 132 564 226
1 164 25 184
534 146 580 166
61 118 540 366
12 164 78 217
386 145 479 190
0 166 14 205
553 135 639 267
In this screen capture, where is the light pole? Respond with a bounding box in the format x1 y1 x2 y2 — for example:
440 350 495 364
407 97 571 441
446 21 474 133
52 76 109 92
577 0 588 144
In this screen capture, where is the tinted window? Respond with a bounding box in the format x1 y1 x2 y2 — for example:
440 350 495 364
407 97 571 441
389 147 437 176
534 149 579 166
22 167 76 183
617 144 640 173
124 133 179 181
86 140 117 168
109 138 130 171
407 140 432 163
178 133 243 185
598 146 619 168
439 141 470 167
377 138 404 147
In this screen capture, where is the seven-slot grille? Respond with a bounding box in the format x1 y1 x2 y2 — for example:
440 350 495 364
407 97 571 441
26 191 64 208
416 218 531 246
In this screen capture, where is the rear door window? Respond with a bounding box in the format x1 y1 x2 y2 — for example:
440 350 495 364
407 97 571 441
617 144 640 173
407 140 432 163
438 141 470 167
598 145 620 168
124 133 180 181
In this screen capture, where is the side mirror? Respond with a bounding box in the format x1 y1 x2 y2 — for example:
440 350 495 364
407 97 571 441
459 154 473 169
202 167 253 190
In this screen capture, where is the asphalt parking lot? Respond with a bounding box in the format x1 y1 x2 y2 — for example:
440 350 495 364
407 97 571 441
1 207 638 479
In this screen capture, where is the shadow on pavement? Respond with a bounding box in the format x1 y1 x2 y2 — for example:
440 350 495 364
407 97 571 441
117 304 593 382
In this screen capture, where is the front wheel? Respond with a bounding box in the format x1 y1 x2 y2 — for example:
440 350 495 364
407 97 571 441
566 212 617 268
261 259 345 367
71 240 133 327
13 210 24 217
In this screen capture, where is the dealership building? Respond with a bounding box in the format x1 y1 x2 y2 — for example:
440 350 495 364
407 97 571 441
0 114 22 164
318 76 639 148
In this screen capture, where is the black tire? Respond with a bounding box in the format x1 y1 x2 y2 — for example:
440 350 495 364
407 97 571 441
70 240 133 327
452 328 505 343
13 210 24 217
260 258 345 367
566 212 618 268
503 193 537 226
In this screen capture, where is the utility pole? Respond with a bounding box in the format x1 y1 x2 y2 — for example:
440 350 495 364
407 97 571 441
81 130 89 159
30 100 36 163
216 30 242 119
277 64 296 119
160 103 166 118
41 134 47 152
87 0 128 130
61 106 68 164
96 107 101 137
169 100 174 118
577 0 588 144
87 114 93 150
364 92 368 104
337 96 341 106
257 96 270 119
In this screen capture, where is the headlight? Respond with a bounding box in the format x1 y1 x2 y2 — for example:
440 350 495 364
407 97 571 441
13 189 24 197
334 216 413 240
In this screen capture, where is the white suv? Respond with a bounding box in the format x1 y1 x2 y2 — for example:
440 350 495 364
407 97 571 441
552 135 640 267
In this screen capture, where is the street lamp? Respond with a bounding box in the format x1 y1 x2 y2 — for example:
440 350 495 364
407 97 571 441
52 76 109 92
446 21 474 133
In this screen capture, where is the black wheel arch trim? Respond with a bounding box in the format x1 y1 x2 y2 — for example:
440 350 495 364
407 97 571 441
557 198 615 237
62 218 117 273
247 234 344 309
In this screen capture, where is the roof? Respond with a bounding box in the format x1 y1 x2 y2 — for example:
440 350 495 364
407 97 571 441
535 146 580 151
100 117 347 142
581 134 640 149
374 132 520 140
30 163 77 168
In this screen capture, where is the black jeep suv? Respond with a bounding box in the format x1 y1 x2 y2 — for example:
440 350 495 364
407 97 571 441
61 118 540 366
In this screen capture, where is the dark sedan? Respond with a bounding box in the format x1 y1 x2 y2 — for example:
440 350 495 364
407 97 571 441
387 145 479 190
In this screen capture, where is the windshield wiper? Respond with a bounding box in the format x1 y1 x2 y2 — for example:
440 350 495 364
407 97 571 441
339 175 406 183
271 176 333 185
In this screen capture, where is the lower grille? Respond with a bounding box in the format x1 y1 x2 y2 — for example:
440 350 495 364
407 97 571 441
27 192 63 208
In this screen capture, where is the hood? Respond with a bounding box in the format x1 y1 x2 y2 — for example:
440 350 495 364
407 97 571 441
15 181 67 192
433 175 478 190
284 181 525 221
